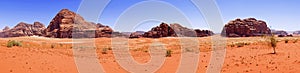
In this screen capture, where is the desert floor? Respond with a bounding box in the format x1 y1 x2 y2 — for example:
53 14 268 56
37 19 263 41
0 36 300 73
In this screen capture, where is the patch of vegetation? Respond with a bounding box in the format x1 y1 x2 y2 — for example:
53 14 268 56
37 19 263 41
102 48 108 54
233 42 250 48
143 50 148 53
270 35 277 54
293 39 298 43
285 39 289 43
51 44 55 48
59 43 63 47
7 40 22 48
166 49 172 57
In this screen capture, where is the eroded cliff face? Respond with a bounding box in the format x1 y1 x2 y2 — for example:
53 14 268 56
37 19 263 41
222 18 271 37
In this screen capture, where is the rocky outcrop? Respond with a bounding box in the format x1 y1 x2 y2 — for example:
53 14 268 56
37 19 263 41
222 18 271 37
194 29 214 37
44 9 113 38
129 23 214 38
129 31 145 38
142 23 177 38
0 22 46 37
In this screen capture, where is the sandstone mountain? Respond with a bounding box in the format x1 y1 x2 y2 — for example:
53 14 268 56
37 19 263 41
129 23 214 38
293 31 300 35
271 29 292 37
3 26 10 31
141 23 177 38
222 18 271 37
44 9 113 38
0 22 46 37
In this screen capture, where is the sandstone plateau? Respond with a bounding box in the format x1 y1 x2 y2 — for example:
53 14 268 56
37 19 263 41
222 18 271 37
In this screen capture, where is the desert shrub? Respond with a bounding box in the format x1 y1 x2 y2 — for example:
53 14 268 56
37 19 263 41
270 35 277 54
102 48 108 54
166 49 172 57
233 42 250 48
230 44 235 47
51 44 55 48
7 40 22 48
59 43 63 47
285 39 289 43
236 43 244 47
293 39 298 43
144 50 148 53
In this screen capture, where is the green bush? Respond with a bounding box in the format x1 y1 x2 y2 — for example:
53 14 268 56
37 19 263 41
166 49 172 57
7 40 22 48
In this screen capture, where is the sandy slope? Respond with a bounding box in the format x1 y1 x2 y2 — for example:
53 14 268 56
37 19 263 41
0 36 299 73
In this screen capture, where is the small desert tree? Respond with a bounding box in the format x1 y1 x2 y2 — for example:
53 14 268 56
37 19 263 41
270 34 277 54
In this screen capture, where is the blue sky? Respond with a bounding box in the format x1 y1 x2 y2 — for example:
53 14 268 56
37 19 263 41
0 0 299 32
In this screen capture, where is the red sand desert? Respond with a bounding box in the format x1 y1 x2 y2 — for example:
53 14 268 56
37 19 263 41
0 36 300 73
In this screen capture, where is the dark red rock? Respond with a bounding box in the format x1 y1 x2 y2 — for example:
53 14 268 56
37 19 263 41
194 29 214 37
222 18 271 37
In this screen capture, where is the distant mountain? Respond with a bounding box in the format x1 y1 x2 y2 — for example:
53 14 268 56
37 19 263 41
293 31 300 35
271 29 291 37
221 18 271 37
129 23 214 38
0 22 46 37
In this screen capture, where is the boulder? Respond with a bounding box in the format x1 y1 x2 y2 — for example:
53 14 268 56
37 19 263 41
222 18 271 37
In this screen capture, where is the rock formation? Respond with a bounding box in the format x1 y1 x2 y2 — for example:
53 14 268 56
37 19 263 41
0 22 46 37
169 23 197 37
222 18 271 37
142 23 177 38
129 31 145 38
129 23 214 38
194 29 214 37
44 9 113 38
